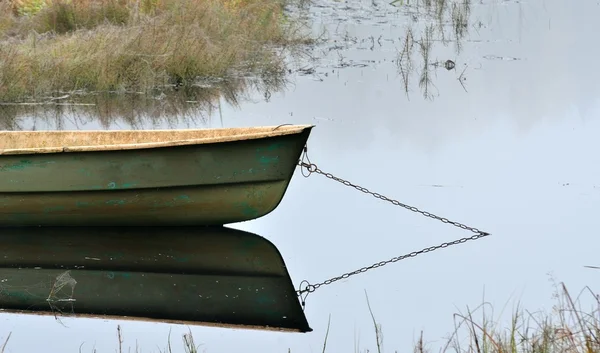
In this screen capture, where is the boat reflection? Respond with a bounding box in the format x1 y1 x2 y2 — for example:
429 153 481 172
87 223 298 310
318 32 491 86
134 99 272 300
0 226 311 332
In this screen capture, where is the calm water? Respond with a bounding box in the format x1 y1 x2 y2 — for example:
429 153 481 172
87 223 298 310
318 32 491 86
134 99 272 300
2 0 600 352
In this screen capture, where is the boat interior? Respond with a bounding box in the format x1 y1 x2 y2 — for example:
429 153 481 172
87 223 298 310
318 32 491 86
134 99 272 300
0 125 312 154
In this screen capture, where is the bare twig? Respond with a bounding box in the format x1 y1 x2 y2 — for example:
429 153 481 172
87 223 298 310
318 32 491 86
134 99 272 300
365 290 383 353
117 325 123 353
457 64 468 92
0 332 11 353
322 314 332 353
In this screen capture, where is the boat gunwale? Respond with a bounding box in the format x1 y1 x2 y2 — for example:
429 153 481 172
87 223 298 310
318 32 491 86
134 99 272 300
0 124 314 155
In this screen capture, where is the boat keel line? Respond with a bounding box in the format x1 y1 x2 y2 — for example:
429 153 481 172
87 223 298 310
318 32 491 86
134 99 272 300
294 145 491 309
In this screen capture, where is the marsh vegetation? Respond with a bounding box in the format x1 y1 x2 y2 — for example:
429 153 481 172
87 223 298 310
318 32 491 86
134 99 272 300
328 280 600 353
0 0 309 101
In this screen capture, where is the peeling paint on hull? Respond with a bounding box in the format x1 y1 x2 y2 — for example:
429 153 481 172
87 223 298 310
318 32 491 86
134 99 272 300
0 127 312 226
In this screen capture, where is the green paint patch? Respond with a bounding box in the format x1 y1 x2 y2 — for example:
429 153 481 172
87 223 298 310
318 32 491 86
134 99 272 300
76 201 91 208
259 156 279 165
241 238 260 251
43 206 66 213
255 294 276 306
235 202 260 218
108 182 139 189
0 160 55 172
1 160 31 171
7 213 30 221
94 182 139 190
268 142 285 150
255 142 284 166
261 142 285 151
78 168 92 177
150 195 193 209
5 290 39 302
104 271 131 279
106 199 126 206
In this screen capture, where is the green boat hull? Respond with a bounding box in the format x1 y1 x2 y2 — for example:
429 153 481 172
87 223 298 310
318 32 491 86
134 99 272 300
0 125 313 226
0 226 311 332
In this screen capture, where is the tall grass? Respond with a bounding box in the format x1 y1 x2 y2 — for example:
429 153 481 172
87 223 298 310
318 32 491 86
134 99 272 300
0 282 597 352
402 282 599 353
437 283 600 353
323 282 600 353
0 0 309 101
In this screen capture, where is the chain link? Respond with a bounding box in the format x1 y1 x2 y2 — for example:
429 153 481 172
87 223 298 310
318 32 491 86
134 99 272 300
295 146 491 304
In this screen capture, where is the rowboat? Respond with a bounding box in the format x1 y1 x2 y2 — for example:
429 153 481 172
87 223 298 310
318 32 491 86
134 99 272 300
0 225 312 332
0 125 313 226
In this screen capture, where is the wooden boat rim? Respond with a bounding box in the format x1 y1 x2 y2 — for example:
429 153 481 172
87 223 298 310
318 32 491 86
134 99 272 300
0 124 314 155
0 309 311 332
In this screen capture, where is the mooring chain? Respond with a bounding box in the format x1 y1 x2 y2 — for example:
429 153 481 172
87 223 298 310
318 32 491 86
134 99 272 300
295 146 491 307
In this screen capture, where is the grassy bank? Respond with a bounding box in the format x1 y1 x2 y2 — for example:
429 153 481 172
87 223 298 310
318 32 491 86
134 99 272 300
0 0 309 101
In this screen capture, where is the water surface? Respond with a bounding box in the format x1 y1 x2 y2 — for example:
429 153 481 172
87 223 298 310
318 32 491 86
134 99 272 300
2 0 600 352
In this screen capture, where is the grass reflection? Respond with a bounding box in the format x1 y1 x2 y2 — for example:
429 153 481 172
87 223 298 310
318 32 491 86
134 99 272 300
395 0 472 100
0 72 288 130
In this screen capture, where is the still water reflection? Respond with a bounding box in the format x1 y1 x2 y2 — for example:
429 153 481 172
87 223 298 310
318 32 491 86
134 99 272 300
0 226 309 332
2 0 600 352
0 75 287 130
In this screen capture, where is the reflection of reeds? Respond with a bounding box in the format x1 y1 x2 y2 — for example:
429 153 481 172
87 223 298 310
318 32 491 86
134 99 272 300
397 26 414 99
417 25 436 100
0 74 287 130
398 0 471 49
395 0 472 100
435 0 446 23
451 0 471 54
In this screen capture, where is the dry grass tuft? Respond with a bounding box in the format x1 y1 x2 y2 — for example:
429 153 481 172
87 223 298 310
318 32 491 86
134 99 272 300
0 0 309 101
413 281 600 353
342 281 600 353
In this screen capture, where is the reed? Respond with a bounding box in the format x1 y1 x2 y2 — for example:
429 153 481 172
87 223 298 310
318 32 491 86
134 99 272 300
377 281 600 353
